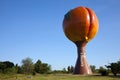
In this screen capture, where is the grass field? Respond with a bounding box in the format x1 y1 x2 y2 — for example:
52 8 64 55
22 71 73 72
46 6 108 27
0 74 120 80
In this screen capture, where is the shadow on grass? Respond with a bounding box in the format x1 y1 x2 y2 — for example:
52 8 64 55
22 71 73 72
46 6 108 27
108 75 120 78
92 74 120 78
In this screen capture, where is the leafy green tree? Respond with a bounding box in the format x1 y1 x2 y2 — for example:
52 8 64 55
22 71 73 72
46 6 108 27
0 62 6 73
21 57 34 74
14 64 23 74
106 60 120 76
67 65 74 73
17 66 23 74
3 61 14 68
67 66 71 73
34 59 51 74
62 68 67 73
98 66 109 76
40 63 51 74
0 61 15 73
107 63 119 76
34 60 42 73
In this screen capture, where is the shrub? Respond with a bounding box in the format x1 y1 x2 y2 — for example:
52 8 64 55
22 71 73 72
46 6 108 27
98 67 109 76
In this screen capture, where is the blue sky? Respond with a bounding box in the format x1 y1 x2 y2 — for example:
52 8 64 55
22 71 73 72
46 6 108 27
0 0 120 70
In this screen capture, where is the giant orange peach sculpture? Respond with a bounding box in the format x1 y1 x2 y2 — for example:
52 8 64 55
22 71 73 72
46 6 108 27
63 6 99 75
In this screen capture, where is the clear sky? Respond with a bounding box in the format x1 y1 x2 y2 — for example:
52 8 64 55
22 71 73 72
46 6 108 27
0 0 120 70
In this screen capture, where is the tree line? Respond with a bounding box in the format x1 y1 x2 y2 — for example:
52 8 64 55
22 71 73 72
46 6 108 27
0 57 120 76
0 57 51 75
0 57 75 75
90 60 120 76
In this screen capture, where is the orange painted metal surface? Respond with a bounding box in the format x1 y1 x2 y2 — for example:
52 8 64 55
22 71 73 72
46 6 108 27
63 6 99 42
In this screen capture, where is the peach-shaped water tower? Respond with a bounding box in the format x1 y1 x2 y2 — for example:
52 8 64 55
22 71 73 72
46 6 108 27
63 6 99 75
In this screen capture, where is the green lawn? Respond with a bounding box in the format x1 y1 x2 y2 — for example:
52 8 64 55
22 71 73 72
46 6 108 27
0 74 120 80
